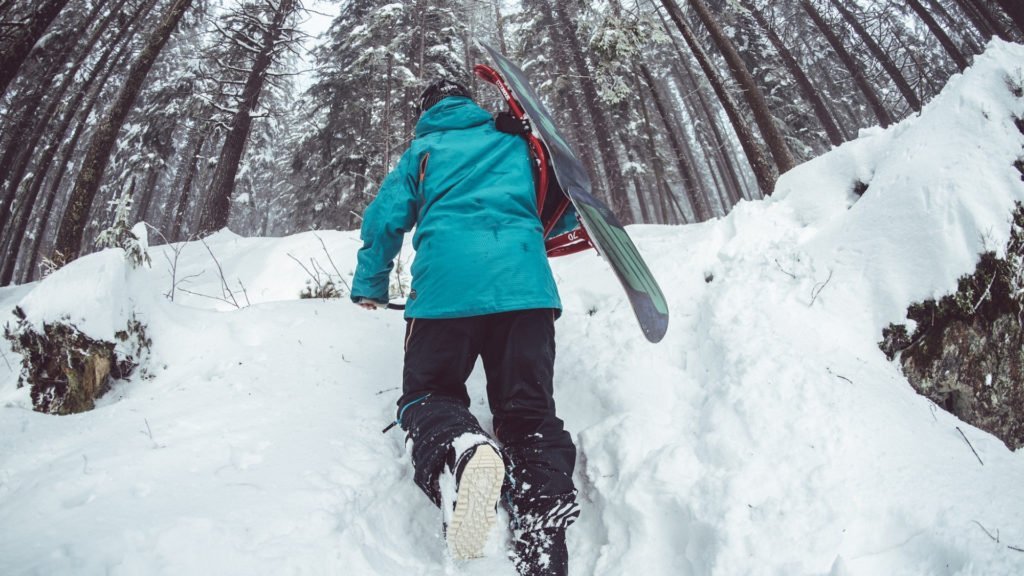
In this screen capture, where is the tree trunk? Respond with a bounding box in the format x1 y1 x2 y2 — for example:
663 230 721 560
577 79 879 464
658 0 778 196
0 16 139 286
827 0 921 112
924 0 983 54
800 0 893 128
549 0 631 222
672 57 742 205
637 64 702 221
133 165 161 225
493 0 509 55
0 0 71 99
52 0 193 263
739 0 845 147
0 0 138 251
19 26 138 283
170 129 208 241
197 0 295 236
545 28 606 202
956 0 1012 41
616 127 646 223
0 18 88 236
655 5 748 204
684 0 796 174
907 0 970 71
990 0 1024 35
632 76 672 224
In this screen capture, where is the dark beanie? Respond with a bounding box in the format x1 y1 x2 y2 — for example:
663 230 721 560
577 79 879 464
419 79 472 114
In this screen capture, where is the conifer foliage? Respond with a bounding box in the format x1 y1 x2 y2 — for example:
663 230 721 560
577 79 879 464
0 0 1019 279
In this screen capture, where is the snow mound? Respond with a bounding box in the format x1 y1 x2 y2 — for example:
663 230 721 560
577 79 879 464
1 41 1023 576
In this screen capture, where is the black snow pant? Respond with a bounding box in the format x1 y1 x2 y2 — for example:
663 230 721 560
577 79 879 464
395 308 577 530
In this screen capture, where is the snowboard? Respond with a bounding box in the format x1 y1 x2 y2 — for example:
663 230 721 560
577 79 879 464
476 42 669 344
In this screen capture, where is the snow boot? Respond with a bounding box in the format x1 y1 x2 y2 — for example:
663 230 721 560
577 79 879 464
511 527 568 576
441 442 505 559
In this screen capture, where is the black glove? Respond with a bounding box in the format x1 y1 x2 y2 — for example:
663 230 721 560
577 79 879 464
495 111 531 135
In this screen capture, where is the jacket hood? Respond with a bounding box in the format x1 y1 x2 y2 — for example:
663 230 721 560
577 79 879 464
415 97 492 137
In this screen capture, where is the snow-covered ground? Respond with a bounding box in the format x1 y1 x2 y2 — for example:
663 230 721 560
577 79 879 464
2 41 1024 576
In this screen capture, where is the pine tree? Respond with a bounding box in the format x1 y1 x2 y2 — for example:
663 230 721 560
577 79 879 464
52 0 195 264
0 0 72 98
196 0 303 236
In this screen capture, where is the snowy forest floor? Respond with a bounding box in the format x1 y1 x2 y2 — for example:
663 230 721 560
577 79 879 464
1 41 1024 576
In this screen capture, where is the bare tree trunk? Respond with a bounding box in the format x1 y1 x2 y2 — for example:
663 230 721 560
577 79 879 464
801 0 893 128
907 0 970 70
655 5 748 204
684 0 796 174
549 0 631 222
543 27 606 202
924 0 983 54
0 16 91 235
738 0 845 147
20 35 137 283
493 0 508 55
672 58 743 205
197 0 296 236
638 64 707 221
616 127 647 223
0 6 143 286
990 0 1024 35
827 0 921 112
0 0 139 252
170 129 208 241
0 0 71 99
632 77 671 223
52 0 193 263
133 165 160 224
956 0 1012 40
658 0 778 196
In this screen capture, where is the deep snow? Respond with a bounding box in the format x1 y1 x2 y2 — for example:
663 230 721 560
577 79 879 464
1 41 1024 576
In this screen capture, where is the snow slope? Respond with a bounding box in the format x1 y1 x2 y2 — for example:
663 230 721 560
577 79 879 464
2 41 1024 576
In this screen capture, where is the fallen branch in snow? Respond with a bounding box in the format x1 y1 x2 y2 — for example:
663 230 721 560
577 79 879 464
810 269 834 306
774 259 796 279
973 520 999 542
176 287 242 308
142 418 162 449
1010 545 1024 553
827 367 852 384
956 426 984 465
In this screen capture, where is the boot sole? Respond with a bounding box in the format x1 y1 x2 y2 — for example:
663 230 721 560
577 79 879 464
447 445 505 560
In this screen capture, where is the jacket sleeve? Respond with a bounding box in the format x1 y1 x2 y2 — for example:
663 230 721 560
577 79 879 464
351 150 419 303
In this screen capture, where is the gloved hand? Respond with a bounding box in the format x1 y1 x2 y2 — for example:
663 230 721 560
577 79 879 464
355 297 388 310
495 111 531 135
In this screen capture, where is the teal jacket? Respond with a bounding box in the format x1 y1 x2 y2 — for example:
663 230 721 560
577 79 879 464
351 97 562 318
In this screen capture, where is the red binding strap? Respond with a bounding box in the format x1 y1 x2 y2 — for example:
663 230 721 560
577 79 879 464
473 63 593 259
473 64 548 219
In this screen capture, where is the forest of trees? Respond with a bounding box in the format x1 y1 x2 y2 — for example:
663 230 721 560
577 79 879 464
0 0 1021 284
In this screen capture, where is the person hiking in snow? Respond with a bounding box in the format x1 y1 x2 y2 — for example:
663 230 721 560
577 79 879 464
350 78 578 575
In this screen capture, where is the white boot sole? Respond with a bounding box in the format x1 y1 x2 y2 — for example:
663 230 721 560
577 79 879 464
447 445 505 560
